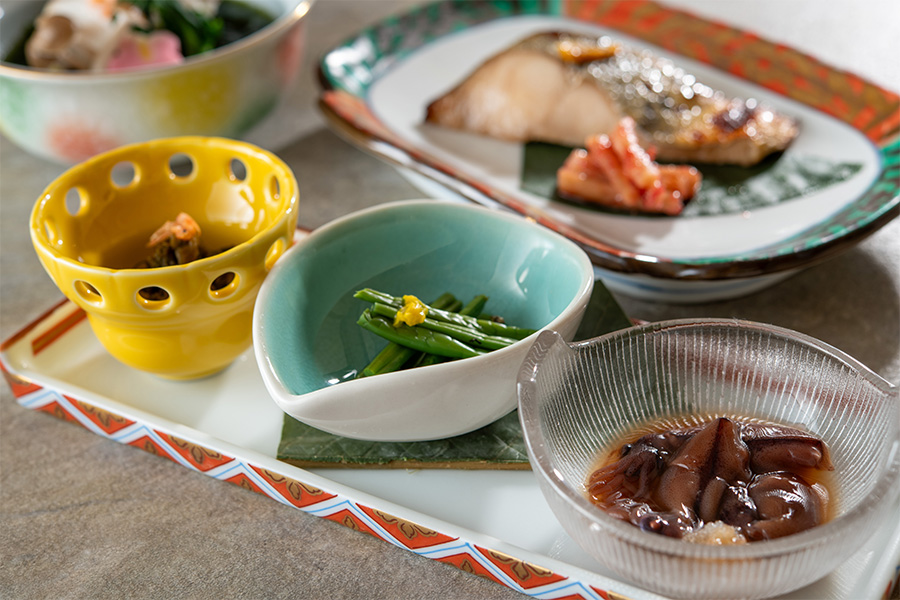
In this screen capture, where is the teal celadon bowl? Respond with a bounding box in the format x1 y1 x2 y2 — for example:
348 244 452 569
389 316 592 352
252 199 594 441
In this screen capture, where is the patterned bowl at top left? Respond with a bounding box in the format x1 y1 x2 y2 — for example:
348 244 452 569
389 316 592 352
0 0 312 165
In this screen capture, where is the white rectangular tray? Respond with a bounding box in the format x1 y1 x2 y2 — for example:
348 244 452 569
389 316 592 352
3 300 899 600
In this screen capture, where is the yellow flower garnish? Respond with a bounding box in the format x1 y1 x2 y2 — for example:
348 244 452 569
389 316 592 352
394 295 428 327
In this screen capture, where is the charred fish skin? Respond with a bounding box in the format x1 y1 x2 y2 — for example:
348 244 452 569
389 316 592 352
425 32 799 167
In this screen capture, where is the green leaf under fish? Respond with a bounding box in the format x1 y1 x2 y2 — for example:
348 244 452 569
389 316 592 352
277 278 632 470
521 142 863 217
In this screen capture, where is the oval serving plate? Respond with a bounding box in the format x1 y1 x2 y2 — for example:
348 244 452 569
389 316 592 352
316 0 899 303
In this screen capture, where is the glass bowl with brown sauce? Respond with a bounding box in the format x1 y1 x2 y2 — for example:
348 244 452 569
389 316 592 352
517 319 899 599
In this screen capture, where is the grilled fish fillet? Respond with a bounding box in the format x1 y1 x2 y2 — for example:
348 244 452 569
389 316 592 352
425 32 799 166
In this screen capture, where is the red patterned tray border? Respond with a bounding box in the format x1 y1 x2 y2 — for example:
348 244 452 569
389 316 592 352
1 302 636 600
7 304 899 599
5 302 900 599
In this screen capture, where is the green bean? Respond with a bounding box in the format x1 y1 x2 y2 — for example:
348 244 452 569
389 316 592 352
358 344 413 377
397 298 463 369
354 288 535 339
353 288 404 306
460 294 488 317
357 292 456 378
410 353 444 368
459 296 489 318
444 299 464 313
410 295 488 369
357 310 485 359
369 303 517 351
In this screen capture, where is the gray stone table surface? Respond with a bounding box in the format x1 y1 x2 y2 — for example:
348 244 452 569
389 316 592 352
1 1 898 599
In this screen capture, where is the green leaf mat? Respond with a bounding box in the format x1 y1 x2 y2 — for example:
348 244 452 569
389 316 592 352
521 142 863 217
277 278 632 470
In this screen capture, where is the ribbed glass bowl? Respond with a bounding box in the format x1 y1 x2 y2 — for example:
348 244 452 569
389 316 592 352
517 319 900 599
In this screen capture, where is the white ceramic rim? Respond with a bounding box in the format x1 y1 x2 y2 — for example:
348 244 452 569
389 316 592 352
252 198 595 411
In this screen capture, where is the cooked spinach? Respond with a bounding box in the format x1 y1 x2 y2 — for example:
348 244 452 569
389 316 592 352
2 0 274 67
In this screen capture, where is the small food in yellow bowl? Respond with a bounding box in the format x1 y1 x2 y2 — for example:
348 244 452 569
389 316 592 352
30 136 299 379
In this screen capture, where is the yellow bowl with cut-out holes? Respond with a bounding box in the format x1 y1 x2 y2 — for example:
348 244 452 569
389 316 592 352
30 136 299 380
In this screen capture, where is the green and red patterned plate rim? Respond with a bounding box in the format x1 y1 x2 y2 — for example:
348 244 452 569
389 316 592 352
315 0 899 283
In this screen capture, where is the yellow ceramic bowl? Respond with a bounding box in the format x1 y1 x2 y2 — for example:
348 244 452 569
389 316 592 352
30 137 299 380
